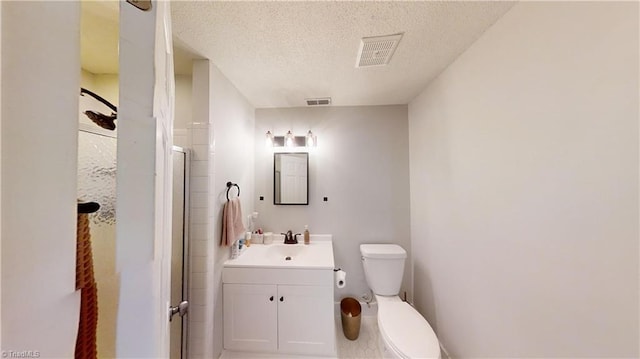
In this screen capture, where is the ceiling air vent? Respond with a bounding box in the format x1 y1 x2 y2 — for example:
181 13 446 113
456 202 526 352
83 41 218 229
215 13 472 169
356 33 403 68
306 97 331 106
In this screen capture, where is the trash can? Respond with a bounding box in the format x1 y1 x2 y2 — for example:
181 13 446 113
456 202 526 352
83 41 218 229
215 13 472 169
340 297 362 340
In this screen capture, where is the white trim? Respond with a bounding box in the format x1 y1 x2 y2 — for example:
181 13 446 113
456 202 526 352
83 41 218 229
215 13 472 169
440 342 451 359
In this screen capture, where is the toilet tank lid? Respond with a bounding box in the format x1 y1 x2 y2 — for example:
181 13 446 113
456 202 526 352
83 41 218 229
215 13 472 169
360 244 407 259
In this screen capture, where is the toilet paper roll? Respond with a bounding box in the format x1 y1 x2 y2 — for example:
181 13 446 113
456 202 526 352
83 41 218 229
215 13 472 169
335 269 346 289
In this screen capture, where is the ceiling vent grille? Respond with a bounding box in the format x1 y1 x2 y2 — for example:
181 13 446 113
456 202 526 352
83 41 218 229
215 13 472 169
306 97 332 106
356 33 403 68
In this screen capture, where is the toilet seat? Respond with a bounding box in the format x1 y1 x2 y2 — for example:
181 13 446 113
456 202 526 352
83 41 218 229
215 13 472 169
377 297 441 359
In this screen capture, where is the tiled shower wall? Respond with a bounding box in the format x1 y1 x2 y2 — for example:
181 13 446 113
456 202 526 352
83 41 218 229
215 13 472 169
175 61 255 358
174 70 213 357
185 120 213 358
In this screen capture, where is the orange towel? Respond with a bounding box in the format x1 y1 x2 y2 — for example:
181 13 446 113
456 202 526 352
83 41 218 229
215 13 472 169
75 213 98 359
221 198 245 246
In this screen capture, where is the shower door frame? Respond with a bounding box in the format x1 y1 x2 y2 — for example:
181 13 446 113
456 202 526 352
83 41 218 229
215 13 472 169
170 146 191 359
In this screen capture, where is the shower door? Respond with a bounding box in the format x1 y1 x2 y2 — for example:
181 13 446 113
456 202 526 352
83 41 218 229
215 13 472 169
170 147 190 359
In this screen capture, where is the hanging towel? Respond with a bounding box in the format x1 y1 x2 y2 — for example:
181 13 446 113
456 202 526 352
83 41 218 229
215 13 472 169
221 198 245 246
75 213 98 359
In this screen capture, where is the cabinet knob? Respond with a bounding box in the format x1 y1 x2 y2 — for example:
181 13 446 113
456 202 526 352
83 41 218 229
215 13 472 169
269 296 274 302
279 296 284 302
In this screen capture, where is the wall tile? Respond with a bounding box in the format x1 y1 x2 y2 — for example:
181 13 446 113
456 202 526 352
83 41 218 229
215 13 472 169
190 193 208 209
190 122 209 130
191 144 209 161
192 129 209 145
190 207 208 224
190 224 208 240
191 160 208 177
191 256 207 273
191 289 207 306
190 240 208 257
188 304 206 320
190 272 206 289
191 177 209 193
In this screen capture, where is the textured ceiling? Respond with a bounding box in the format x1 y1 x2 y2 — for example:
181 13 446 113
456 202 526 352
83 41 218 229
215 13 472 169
81 1 516 108
171 1 515 108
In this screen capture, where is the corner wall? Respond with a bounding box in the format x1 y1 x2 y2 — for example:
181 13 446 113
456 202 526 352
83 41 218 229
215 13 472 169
408 2 639 357
186 60 255 359
254 105 411 303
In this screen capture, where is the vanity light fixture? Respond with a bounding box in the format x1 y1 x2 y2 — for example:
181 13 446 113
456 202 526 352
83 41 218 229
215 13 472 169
285 130 295 147
265 130 274 147
265 130 318 148
306 130 317 147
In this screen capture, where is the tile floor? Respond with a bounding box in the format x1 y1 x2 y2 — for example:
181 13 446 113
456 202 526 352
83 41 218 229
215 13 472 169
336 316 382 359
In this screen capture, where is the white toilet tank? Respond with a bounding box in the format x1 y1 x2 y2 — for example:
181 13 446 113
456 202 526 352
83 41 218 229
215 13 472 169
360 244 407 296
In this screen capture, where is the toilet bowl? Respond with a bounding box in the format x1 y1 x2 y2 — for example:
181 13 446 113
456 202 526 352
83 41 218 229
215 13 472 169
376 295 440 359
360 244 441 359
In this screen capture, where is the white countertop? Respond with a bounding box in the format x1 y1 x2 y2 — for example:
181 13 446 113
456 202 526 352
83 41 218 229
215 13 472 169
224 234 334 269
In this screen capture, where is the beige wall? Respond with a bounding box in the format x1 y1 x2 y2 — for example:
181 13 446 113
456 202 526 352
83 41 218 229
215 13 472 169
255 105 412 304
408 2 639 357
174 74 193 132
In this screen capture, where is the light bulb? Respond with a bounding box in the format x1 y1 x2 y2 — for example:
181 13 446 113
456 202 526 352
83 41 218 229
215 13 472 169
265 131 274 147
306 130 315 147
285 130 294 147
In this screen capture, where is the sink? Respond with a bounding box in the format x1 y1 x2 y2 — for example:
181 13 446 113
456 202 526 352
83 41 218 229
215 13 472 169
267 245 306 261
224 234 334 269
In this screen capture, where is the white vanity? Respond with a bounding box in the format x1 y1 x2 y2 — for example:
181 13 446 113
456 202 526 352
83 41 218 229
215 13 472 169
222 235 336 356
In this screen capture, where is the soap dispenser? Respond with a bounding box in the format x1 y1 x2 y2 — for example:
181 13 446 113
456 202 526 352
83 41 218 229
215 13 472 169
304 225 310 245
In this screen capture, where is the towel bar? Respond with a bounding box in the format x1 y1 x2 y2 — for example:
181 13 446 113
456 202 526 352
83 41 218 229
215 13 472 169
226 182 240 201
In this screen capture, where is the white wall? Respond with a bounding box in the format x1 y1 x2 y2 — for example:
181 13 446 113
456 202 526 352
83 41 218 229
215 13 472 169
1 2 81 357
210 63 255 358
186 60 255 359
254 106 411 304
408 2 639 357
174 74 192 148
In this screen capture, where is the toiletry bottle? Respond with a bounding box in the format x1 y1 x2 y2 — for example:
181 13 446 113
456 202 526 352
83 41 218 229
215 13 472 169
304 225 310 245
245 232 252 247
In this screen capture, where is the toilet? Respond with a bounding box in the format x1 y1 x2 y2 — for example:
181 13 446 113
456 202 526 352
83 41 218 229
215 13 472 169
360 244 441 359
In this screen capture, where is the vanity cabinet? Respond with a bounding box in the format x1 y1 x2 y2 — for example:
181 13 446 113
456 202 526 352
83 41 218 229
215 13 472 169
223 283 334 356
223 284 277 352
222 238 336 356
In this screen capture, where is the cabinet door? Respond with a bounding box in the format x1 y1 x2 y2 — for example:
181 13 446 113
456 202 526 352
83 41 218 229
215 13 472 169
277 285 335 356
223 284 277 352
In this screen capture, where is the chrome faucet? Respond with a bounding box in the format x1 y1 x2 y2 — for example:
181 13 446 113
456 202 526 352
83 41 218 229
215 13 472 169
282 230 299 244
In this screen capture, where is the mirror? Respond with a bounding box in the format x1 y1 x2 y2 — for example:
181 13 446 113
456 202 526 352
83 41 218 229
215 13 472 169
274 152 309 205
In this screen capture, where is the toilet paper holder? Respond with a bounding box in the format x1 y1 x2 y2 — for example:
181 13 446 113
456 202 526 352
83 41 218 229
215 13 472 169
334 268 346 288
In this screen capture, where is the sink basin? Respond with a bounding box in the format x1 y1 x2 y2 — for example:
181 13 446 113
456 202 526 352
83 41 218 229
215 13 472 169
224 234 334 269
267 245 306 261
